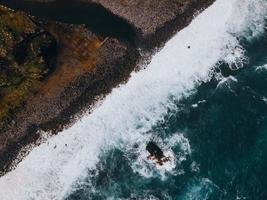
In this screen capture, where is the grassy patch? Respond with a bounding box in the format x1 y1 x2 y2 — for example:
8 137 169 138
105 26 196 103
0 6 56 124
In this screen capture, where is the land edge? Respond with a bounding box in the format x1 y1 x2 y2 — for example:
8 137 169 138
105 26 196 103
0 0 215 176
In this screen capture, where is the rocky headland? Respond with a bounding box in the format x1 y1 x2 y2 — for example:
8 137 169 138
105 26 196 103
0 0 214 175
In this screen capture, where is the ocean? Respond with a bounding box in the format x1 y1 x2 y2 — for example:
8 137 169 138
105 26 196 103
0 0 267 199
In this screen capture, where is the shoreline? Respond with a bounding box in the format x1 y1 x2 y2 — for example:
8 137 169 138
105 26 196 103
0 0 215 175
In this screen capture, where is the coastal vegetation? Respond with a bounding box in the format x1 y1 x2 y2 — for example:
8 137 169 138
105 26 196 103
0 6 56 126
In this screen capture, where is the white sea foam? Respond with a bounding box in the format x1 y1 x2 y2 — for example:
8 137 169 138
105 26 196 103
0 0 266 199
256 64 267 71
120 132 191 180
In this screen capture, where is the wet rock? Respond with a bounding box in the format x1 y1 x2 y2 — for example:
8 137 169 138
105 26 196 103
146 141 170 166
146 141 164 159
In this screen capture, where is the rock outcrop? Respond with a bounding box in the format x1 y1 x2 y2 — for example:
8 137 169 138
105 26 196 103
146 141 170 166
87 0 215 48
1 0 215 49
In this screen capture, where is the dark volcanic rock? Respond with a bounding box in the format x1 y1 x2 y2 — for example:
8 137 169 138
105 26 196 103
1 0 215 49
87 0 215 48
146 141 170 166
91 0 193 36
0 0 138 45
146 141 164 159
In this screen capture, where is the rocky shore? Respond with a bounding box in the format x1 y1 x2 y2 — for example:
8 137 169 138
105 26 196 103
1 0 215 48
0 0 214 175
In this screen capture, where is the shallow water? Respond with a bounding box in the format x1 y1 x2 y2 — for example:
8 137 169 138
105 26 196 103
0 0 267 199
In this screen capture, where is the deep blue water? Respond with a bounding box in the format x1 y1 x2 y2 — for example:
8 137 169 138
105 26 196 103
66 28 267 200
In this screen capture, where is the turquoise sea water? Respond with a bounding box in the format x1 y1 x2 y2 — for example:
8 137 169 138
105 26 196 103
66 21 267 200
